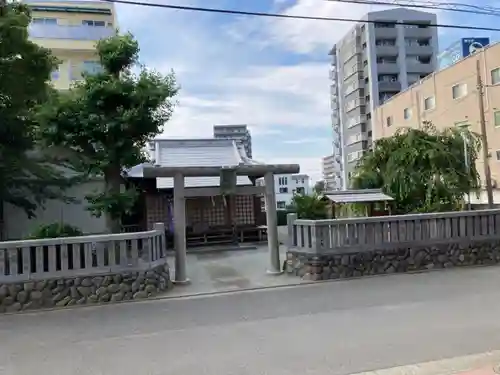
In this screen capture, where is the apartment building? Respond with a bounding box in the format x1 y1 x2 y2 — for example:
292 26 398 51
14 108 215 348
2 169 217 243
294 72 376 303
373 41 500 203
213 125 253 158
27 0 116 90
330 8 438 188
257 174 311 210
321 154 339 191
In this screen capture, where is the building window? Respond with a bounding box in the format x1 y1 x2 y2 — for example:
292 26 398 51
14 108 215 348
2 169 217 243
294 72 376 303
296 187 305 194
278 177 288 186
277 201 286 209
452 83 467 99
81 61 104 75
494 111 500 127
492 68 500 85
386 116 393 127
496 150 500 161
403 108 412 120
423 96 435 110
82 20 106 27
279 187 288 193
32 17 58 24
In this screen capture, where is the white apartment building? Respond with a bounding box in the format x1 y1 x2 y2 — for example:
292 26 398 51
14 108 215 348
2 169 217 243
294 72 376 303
257 174 311 210
213 124 252 158
322 154 339 191
329 8 438 188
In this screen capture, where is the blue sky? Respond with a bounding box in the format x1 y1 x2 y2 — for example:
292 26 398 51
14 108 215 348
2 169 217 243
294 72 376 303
115 0 500 182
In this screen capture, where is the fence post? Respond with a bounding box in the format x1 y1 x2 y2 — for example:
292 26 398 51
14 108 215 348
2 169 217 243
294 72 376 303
153 222 166 258
287 213 297 248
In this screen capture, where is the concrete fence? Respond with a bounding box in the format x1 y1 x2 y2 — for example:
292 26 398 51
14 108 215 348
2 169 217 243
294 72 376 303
286 210 500 280
0 223 171 313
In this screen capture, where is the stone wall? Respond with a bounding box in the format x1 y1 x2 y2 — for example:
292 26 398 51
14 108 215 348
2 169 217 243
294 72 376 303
0 264 171 313
285 240 500 281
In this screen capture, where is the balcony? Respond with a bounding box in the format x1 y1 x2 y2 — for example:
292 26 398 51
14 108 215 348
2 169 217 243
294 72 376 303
344 79 364 96
345 115 366 128
377 62 400 74
378 80 402 92
406 61 434 74
374 27 398 39
28 24 114 51
405 44 434 55
404 26 435 38
375 45 398 56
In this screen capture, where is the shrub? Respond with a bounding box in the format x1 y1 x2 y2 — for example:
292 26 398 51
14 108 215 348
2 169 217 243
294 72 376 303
29 222 83 239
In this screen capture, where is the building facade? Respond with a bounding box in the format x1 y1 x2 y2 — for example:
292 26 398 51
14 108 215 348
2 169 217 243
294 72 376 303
330 8 438 188
322 154 338 190
213 124 252 158
257 174 311 210
438 37 490 70
27 0 116 90
373 41 500 203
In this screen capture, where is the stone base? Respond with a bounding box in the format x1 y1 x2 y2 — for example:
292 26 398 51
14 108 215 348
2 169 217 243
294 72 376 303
0 264 172 314
285 240 500 281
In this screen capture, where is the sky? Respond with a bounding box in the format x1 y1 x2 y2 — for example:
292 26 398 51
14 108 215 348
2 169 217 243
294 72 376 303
114 0 500 183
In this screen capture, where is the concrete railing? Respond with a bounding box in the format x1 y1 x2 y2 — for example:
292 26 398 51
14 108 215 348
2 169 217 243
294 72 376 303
287 209 500 253
0 223 167 283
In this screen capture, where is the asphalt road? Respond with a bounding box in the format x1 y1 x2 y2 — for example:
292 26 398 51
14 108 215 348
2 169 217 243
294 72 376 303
3 266 500 375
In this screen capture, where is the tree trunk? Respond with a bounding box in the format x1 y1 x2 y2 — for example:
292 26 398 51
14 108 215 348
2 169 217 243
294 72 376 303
104 166 122 234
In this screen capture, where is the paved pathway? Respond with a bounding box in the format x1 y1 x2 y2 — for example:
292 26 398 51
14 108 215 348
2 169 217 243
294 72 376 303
3 266 500 374
166 245 307 297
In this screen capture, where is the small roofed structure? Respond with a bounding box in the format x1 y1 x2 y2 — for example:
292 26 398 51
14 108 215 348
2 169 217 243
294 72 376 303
323 189 394 218
125 138 300 283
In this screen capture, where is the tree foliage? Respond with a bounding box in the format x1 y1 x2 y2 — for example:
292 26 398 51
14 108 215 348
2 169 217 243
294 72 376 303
351 122 480 213
37 33 178 232
313 180 325 194
288 193 329 219
0 3 75 218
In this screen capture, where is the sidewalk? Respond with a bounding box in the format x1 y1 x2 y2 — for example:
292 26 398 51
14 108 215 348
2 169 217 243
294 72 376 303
350 351 500 375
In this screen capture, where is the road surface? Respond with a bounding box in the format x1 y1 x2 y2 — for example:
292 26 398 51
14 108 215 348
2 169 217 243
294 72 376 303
2 266 500 375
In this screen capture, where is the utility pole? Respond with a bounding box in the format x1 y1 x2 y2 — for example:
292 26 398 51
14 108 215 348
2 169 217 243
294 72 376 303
476 59 494 208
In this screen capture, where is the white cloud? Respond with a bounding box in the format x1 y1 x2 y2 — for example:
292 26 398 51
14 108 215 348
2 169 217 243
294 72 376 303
114 0 451 180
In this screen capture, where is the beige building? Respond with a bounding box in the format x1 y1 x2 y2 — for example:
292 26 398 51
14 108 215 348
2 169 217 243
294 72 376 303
373 41 500 203
28 0 116 90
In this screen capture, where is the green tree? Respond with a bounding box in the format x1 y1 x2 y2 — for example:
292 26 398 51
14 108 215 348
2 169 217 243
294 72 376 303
351 122 480 213
37 33 178 233
288 193 328 219
313 180 325 194
0 2 74 219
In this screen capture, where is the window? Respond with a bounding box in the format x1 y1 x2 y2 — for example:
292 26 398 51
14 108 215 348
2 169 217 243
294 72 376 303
496 151 500 161
404 108 412 120
278 177 288 186
424 96 435 110
81 61 104 75
491 68 500 85
51 64 60 80
386 116 393 127
279 187 288 193
494 111 500 127
32 17 57 24
277 201 286 209
452 83 467 99
296 187 305 194
82 20 106 27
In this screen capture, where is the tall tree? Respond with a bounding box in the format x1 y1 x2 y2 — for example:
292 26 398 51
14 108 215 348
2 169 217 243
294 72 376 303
351 122 480 213
37 33 178 233
0 2 73 219
313 180 325 194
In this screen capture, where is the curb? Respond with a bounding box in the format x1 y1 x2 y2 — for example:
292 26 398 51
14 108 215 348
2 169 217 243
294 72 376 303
350 351 500 375
3 262 498 317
